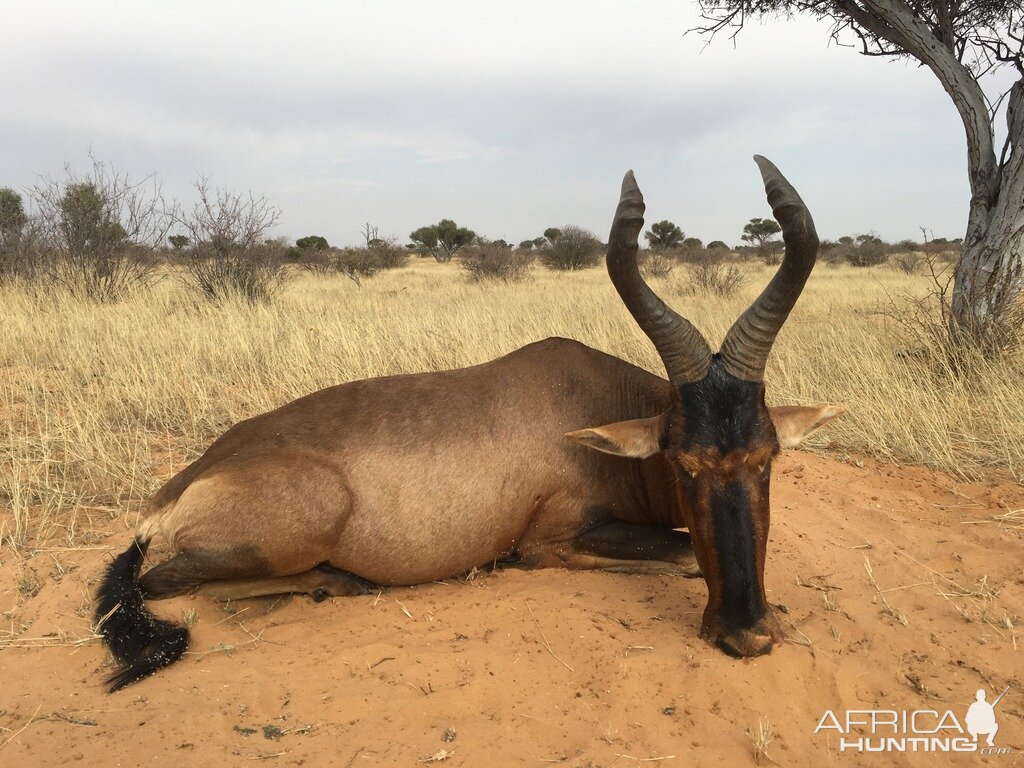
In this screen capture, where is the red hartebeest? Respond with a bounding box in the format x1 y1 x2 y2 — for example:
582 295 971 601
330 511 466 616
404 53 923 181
95 156 841 690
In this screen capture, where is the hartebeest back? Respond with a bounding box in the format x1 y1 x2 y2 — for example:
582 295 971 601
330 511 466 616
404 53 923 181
95 156 841 690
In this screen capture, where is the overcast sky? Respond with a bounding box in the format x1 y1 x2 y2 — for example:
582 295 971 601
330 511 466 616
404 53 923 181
0 0 996 247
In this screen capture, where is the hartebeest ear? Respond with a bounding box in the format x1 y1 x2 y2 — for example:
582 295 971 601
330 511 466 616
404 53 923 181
769 405 846 449
565 413 667 459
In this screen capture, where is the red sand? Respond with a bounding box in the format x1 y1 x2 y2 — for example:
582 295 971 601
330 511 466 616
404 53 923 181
2 453 1022 766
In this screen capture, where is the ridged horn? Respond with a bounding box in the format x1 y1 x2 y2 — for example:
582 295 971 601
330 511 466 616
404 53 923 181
606 171 712 386
719 156 819 381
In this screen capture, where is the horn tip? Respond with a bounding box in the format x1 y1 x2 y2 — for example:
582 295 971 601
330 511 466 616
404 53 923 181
618 170 643 208
752 154 779 180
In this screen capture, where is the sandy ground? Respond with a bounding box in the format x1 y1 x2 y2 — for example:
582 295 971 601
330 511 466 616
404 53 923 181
1 452 1022 767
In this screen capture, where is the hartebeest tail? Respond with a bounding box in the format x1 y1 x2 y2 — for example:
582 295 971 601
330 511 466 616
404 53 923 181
94 537 189 692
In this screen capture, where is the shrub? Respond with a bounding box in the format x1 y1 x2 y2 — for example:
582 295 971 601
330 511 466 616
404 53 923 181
176 177 285 303
365 239 409 271
891 252 922 274
539 225 602 271
460 246 533 282
819 240 845 268
299 240 409 284
639 250 675 278
333 248 383 283
760 243 784 266
687 261 745 296
184 241 288 303
26 160 169 301
846 235 890 267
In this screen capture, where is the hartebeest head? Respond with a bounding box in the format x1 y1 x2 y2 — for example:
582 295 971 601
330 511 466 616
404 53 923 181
568 156 838 657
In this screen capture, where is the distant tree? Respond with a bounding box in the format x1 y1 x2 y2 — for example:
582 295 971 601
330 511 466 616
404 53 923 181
169 234 189 249
838 236 854 245
532 237 547 249
0 187 26 237
0 187 31 281
539 225 602 271
29 159 170 300
490 238 512 249
518 239 535 250
60 182 129 254
693 0 1023 351
296 235 329 251
682 237 704 250
741 217 782 262
644 220 685 249
543 227 562 245
409 225 439 257
706 240 729 251
409 219 476 262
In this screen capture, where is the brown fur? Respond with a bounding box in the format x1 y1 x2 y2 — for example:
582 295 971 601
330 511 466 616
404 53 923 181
138 338 682 588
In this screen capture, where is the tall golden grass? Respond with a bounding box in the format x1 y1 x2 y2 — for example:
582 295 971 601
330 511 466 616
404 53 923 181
2 261 1021 554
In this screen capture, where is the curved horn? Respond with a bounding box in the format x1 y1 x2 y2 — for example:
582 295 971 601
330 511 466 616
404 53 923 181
607 171 712 386
719 156 819 381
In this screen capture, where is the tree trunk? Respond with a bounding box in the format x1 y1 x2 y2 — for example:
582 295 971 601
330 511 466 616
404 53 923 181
951 80 1024 343
853 1 1024 347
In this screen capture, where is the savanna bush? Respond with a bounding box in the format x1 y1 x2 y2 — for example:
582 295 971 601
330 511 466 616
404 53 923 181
460 245 533 282
639 250 675 278
539 225 602 271
183 240 289 303
26 161 169 301
688 261 745 296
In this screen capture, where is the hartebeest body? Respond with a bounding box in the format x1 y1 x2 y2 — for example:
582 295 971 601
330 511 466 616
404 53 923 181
96 157 841 690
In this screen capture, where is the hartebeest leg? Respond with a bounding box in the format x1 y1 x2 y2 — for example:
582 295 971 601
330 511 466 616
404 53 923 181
139 548 266 599
519 521 701 576
572 522 702 576
197 564 376 602
141 553 375 601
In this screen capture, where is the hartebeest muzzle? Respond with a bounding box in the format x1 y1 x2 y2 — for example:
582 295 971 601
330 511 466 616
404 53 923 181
605 156 819 656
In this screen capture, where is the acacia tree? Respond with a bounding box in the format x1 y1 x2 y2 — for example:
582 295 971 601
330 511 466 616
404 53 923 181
694 1 1023 350
741 216 782 262
296 235 329 251
644 219 686 248
409 219 476 262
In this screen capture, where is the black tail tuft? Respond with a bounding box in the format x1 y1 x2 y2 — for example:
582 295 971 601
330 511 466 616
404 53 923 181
94 536 189 692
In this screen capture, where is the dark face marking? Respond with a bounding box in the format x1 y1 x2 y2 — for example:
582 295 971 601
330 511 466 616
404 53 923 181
671 357 772 455
710 480 765 629
664 356 779 650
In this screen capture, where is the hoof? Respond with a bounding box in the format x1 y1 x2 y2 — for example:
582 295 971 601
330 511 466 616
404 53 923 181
311 588 329 603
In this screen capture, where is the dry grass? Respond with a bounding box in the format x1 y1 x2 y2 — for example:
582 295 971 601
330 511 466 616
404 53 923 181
747 717 774 765
2 260 1022 555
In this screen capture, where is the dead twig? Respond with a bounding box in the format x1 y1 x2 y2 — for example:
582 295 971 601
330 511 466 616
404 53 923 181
613 754 676 762
0 705 42 751
864 556 907 626
526 601 574 673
